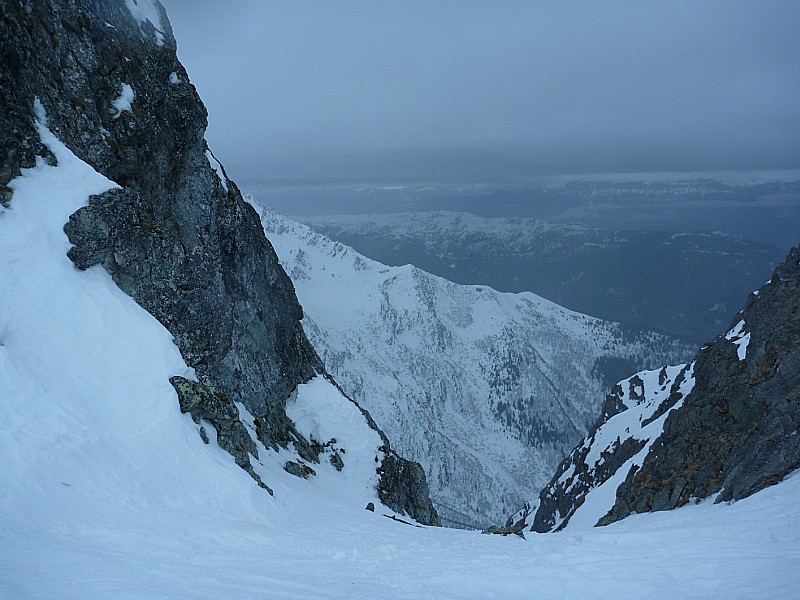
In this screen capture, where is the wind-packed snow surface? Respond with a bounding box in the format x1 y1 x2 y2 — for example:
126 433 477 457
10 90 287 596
256 207 689 528
1 112 798 599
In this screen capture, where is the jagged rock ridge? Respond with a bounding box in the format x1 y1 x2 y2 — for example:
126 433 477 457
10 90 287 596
603 246 800 523
0 0 437 525
518 247 799 531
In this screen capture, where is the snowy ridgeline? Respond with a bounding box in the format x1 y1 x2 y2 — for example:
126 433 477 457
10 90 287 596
255 205 690 528
298 210 784 344
2 109 799 600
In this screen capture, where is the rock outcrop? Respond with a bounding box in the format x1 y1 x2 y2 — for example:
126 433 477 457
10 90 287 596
0 0 437 525
518 247 799 531
601 247 800 524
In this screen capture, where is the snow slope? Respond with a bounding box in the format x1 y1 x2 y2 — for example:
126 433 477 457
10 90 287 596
0 106 384 591
256 206 690 528
2 107 798 600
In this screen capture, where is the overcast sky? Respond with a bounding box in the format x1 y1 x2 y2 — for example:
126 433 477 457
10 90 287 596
160 1 800 184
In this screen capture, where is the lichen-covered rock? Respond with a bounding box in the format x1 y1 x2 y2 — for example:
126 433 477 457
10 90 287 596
1 0 438 524
170 376 257 462
170 376 272 493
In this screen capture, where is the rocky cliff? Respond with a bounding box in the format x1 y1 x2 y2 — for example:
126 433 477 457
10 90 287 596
602 247 800 523
0 0 437 525
516 247 799 532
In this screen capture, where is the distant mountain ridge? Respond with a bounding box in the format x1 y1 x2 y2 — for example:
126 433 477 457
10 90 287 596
257 207 692 527
249 176 800 248
299 211 784 344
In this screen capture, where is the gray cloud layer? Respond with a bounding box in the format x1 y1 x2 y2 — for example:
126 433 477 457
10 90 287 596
161 0 800 183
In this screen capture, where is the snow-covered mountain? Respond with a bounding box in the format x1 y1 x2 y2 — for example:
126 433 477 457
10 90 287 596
299 211 784 344
512 247 800 533
257 207 692 528
5 167 798 598
3 2 800 598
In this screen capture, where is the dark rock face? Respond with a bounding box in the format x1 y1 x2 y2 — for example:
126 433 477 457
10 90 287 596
523 248 798 532
601 247 800 524
378 452 442 527
1 0 438 525
1 0 319 463
64 182 321 452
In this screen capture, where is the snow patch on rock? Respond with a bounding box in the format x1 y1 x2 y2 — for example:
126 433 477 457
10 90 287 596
111 83 135 118
725 319 751 360
124 0 165 46
205 148 228 192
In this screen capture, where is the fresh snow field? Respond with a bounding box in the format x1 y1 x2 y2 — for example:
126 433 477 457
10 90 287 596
1 109 798 599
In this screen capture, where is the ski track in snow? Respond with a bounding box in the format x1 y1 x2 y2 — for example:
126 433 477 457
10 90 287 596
1 111 798 599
